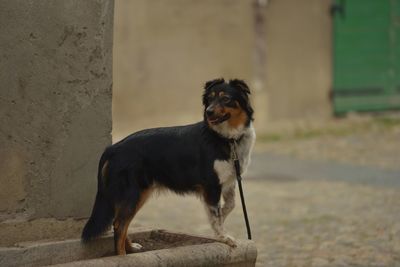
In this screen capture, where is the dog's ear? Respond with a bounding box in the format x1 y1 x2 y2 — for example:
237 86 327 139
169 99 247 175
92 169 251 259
229 79 251 96
202 78 225 105
229 79 254 121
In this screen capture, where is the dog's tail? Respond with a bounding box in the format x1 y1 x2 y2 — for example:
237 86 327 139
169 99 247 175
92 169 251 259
81 151 114 242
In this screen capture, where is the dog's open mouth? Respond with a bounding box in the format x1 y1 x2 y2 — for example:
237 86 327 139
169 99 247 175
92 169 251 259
208 113 230 125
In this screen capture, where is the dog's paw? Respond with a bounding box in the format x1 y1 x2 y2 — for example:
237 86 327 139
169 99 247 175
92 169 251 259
131 243 143 250
126 242 143 253
220 235 237 248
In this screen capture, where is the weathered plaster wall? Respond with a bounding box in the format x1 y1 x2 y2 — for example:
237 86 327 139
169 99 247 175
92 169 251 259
0 0 113 226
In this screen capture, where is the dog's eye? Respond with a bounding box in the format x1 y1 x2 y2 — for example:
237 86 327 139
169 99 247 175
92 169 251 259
221 96 231 103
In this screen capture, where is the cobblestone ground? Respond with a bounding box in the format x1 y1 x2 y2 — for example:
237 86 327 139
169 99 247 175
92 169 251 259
256 115 400 171
128 116 400 267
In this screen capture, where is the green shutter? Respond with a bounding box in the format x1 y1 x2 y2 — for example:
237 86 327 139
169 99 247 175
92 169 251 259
333 0 400 114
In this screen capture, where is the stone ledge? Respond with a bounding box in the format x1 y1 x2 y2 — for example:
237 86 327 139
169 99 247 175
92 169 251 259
0 218 86 247
0 228 257 267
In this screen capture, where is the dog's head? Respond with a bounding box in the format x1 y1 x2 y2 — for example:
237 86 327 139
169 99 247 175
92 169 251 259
202 78 254 138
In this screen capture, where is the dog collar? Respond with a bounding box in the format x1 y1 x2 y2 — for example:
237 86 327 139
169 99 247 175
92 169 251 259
228 134 244 144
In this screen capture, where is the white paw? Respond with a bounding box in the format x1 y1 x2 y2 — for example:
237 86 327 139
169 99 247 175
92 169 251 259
221 235 237 247
131 243 143 250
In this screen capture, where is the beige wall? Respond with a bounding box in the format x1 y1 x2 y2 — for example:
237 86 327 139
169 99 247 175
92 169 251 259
113 0 333 140
263 0 332 123
113 0 254 141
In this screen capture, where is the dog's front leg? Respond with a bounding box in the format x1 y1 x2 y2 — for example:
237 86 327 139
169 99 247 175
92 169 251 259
221 184 235 222
205 203 237 247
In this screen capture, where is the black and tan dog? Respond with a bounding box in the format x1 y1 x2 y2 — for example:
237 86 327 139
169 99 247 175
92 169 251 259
81 78 255 255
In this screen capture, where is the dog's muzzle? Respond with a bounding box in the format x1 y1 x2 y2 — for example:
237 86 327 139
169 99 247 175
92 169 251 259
207 112 230 125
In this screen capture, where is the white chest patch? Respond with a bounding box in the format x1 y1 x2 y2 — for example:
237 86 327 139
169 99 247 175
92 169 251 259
213 124 256 186
214 160 235 184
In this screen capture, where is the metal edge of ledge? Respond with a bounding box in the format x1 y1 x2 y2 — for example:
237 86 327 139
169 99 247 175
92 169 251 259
50 239 257 267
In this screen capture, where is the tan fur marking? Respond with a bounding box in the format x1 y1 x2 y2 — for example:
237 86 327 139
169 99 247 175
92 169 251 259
123 188 153 254
113 205 128 255
135 188 154 213
101 161 109 179
226 102 247 128
119 222 130 254
113 187 154 255
113 205 121 229
117 232 126 254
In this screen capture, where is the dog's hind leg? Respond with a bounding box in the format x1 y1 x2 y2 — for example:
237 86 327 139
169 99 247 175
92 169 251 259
113 203 133 255
113 187 153 255
124 187 153 253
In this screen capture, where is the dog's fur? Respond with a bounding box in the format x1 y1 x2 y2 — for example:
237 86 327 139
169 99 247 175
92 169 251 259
81 78 255 255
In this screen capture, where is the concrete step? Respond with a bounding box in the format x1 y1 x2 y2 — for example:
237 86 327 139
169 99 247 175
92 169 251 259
0 228 257 267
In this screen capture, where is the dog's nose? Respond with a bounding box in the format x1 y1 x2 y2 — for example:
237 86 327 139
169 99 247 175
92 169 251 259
206 107 215 116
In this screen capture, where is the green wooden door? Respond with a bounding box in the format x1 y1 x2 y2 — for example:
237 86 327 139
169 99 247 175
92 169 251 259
333 0 400 114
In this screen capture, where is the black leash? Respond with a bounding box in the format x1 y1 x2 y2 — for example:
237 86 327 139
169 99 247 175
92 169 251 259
230 141 252 240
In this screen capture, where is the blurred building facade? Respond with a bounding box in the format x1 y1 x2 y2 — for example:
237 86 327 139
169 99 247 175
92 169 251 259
113 0 333 140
